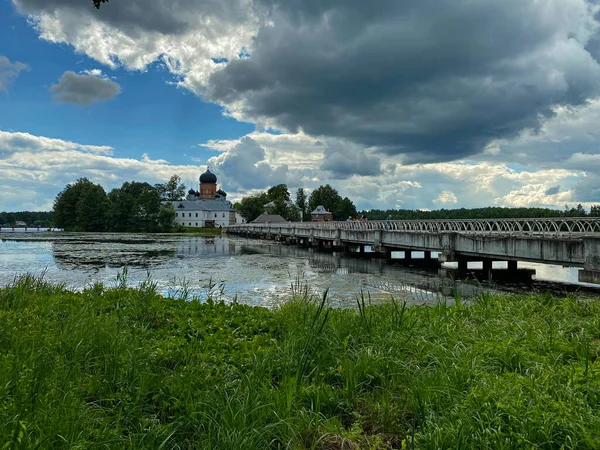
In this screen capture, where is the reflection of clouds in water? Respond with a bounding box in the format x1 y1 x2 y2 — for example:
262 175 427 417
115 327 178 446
1 233 599 305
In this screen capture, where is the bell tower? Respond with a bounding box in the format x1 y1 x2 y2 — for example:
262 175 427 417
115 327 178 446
199 168 217 199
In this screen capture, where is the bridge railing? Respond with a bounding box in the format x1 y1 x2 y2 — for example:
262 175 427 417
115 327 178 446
228 218 600 237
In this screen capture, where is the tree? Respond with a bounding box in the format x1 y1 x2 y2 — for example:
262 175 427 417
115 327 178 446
308 184 339 212
267 184 291 202
155 175 186 201
564 203 587 217
265 198 301 222
75 182 108 231
337 196 357 220
296 188 308 221
308 184 357 220
92 0 109 9
158 203 176 232
106 181 161 232
54 178 105 231
237 193 269 222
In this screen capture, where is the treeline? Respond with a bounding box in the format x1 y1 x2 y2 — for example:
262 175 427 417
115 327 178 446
235 184 357 222
53 176 186 232
0 211 53 227
363 205 600 220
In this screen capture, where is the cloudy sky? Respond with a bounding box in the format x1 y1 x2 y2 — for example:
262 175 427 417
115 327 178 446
2 0 600 212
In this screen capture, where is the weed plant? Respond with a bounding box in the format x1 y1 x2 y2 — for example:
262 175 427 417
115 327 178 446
1 274 600 448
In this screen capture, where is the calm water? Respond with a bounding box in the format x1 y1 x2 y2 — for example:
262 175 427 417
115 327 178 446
0 232 598 307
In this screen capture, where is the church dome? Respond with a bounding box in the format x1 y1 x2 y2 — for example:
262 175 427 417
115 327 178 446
199 168 217 184
188 188 196 195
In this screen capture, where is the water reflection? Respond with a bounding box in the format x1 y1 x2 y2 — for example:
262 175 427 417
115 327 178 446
52 238 179 269
0 233 598 307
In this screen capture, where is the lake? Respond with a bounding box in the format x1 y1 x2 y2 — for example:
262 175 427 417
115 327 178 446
1 232 599 307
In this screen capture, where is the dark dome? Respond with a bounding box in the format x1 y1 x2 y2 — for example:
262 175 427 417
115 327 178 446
199 168 217 184
188 188 196 195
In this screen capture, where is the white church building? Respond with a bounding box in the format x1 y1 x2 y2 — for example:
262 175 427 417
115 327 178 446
169 168 236 228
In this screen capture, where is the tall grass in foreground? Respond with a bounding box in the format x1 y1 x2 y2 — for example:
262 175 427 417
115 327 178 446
1 275 600 449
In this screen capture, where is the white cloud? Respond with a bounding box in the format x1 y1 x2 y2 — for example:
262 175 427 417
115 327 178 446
434 191 458 205
201 130 324 169
0 130 203 211
206 136 291 191
0 130 113 156
494 184 573 208
1 126 595 213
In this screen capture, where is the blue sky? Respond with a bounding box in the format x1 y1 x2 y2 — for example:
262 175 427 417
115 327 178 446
1 0 600 211
0 0 252 166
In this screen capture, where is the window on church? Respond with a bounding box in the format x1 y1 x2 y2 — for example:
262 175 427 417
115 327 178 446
175 213 178 217
195 223 198 226
195 213 198 217
189 213 192 217
222 213 225 217
189 223 191 226
214 213 217 218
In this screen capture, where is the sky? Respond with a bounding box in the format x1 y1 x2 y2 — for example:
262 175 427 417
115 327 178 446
1 0 600 212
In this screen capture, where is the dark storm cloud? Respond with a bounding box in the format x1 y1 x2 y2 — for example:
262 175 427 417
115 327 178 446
0 56 29 93
12 0 254 35
321 142 381 178
208 0 600 163
50 71 120 105
573 176 600 202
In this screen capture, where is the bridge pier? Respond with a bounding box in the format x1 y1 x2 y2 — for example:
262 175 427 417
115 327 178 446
457 258 469 276
482 259 493 280
382 247 393 261
579 238 600 284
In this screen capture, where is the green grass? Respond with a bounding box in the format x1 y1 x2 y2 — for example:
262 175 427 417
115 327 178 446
1 276 600 449
174 227 224 236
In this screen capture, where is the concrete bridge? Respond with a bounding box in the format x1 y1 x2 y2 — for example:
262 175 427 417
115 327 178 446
227 218 600 284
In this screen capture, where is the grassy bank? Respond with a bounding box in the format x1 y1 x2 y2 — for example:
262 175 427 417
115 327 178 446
1 277 600 449
175 227 224 236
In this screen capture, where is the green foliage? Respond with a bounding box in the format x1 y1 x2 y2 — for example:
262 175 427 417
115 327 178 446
106 181 162 232
237 192 269 222
75 181 108 231
51 176 189 232
237 184 303 222
0 211 53 227
309 184 357 220
53 178 107 231
265 198 301 222
296 188 308 221
92 0 108 9
267 184 291 202
2 278 600 448
155 174 187 202
158 203 176 232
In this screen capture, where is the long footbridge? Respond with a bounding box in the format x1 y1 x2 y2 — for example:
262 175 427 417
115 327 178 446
227 218 600 283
